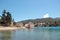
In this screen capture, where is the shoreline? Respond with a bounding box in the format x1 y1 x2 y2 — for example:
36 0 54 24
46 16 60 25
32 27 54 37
0 27 20 31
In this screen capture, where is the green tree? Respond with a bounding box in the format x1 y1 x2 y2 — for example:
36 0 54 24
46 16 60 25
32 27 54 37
0 15 1 19
1 10 6 24
6 12 12 26
1 10 12 26
12 19 16 25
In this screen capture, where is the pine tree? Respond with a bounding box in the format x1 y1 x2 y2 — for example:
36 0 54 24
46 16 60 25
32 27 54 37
13 19 16 25
1 10 12 26
6 12 12 26
1 10 6 24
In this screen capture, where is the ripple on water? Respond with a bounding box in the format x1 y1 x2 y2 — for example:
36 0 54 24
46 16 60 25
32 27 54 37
0 27 60 40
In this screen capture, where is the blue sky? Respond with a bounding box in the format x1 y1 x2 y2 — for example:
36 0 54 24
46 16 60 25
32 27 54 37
0 0 60 22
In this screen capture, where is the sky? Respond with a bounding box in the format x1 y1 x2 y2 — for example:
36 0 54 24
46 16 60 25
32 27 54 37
0 0 60 22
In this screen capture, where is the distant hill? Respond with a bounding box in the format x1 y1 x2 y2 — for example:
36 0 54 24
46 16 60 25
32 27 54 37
17 18 60 23
16 18 60 26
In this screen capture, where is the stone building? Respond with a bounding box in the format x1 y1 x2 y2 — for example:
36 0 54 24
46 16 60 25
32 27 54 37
16 23 23 27
25 24 29 27
25 22 34 28
38 22 46 26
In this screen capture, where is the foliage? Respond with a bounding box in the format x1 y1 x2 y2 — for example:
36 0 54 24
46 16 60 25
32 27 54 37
13 19 16 25
0 10 12 26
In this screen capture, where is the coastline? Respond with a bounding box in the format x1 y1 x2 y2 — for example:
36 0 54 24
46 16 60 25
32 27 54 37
0 27 20 31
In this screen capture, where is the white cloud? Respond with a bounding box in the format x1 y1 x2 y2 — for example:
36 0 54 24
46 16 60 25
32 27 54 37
43 13 49 18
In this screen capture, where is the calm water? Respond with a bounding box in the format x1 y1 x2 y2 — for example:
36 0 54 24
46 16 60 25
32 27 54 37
0 27 60 40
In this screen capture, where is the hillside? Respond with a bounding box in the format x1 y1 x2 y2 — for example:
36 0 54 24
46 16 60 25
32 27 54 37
17 18 60 26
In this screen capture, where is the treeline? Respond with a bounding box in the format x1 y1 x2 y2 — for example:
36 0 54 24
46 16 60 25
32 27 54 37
18 18 60 27
0 10 15 26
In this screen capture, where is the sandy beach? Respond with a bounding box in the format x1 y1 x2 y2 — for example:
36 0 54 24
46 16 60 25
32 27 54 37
0 27 20 30
0 26 27 30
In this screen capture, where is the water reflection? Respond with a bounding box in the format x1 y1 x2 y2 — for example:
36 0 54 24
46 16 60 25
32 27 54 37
0 30 12 40
0 27 60 40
